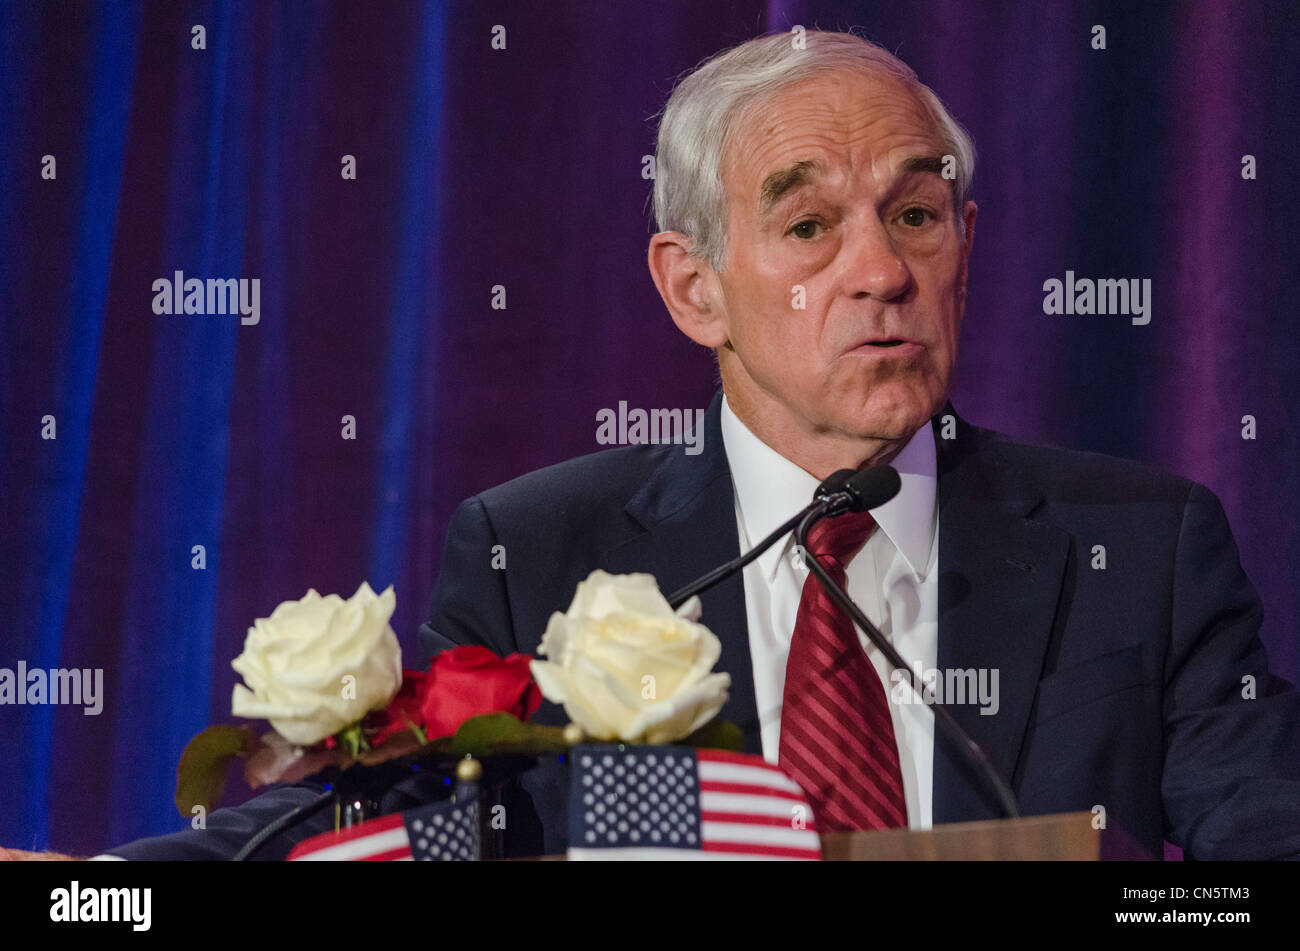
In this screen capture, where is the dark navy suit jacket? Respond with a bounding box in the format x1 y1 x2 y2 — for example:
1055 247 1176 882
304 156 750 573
108 392 1300 859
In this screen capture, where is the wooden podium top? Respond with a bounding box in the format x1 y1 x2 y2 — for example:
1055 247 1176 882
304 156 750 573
819 811 1152 860
514 812 1152 860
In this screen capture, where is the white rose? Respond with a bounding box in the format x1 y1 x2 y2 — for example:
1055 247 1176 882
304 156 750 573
231 582 402 746
530 570 730 744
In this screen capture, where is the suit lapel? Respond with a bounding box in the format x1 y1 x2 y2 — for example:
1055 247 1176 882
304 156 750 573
930 406 1071 822
602 390 762 753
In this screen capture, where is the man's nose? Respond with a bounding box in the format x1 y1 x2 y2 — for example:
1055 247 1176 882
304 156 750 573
842 218 912 301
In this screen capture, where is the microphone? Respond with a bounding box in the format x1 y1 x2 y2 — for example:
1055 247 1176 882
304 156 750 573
835 463 902 513
665 467 890 609
794 502 1022 819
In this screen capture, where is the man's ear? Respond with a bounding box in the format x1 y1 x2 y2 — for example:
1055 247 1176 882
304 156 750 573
962 199 977 253
957 199 977 308
647 232 729 348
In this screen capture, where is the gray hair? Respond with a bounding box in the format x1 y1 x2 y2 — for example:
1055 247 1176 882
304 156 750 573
652 29 976 272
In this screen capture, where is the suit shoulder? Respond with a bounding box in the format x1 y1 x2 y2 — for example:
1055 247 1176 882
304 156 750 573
966 421 1198 506
470 442 679 521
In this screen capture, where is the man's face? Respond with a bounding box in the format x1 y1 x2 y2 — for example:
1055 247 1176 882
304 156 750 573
712 68 976 448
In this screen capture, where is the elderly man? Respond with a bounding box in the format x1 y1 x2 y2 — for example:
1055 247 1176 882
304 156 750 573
13 29 1298 862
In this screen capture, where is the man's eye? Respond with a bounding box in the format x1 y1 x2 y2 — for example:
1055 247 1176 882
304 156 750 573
899 207 932 227
788 219 822 239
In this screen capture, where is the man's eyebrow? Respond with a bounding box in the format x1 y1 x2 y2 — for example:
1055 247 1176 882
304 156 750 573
756 155 950 218
898 155 948 180
757 159 824 217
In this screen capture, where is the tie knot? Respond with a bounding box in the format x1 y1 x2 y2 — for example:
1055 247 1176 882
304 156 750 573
805 510 877 568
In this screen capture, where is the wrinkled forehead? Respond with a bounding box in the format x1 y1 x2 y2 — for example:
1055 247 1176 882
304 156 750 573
721 69 946 208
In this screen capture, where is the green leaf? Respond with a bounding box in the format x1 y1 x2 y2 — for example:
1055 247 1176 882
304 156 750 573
403 714 427 747
175 725 255 817
449 713 571 757
335 721 366 758
677 718 743 751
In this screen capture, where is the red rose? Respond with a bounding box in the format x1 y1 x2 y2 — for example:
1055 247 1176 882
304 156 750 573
368 646 542 747
420 645 542 740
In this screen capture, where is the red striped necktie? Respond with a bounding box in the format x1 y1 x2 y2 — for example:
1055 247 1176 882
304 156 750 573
778 510 908 831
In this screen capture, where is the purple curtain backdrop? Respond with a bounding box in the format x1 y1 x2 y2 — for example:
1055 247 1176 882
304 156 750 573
1 0 1297 857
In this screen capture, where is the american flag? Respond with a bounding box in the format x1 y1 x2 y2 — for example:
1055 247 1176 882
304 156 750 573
287 793 479 861
567 745 821 860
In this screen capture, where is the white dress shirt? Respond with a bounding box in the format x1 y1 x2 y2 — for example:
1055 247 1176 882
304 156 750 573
719 395 940 829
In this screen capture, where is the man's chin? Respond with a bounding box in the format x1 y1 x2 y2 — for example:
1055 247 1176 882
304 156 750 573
833 390 939 444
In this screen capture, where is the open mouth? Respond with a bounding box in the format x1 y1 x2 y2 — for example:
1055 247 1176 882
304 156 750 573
847 338 923 357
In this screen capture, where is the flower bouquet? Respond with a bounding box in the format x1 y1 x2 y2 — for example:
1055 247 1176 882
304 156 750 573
177 571 742 857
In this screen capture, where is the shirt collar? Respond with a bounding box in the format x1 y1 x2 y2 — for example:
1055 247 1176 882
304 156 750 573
719 394 938 583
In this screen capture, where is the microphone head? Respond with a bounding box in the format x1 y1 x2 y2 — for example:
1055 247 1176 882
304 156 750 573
843 465 902 511
814 468 858 501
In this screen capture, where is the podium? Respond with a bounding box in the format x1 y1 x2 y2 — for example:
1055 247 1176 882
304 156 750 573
517 812 1152 860
818 811 1152 860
